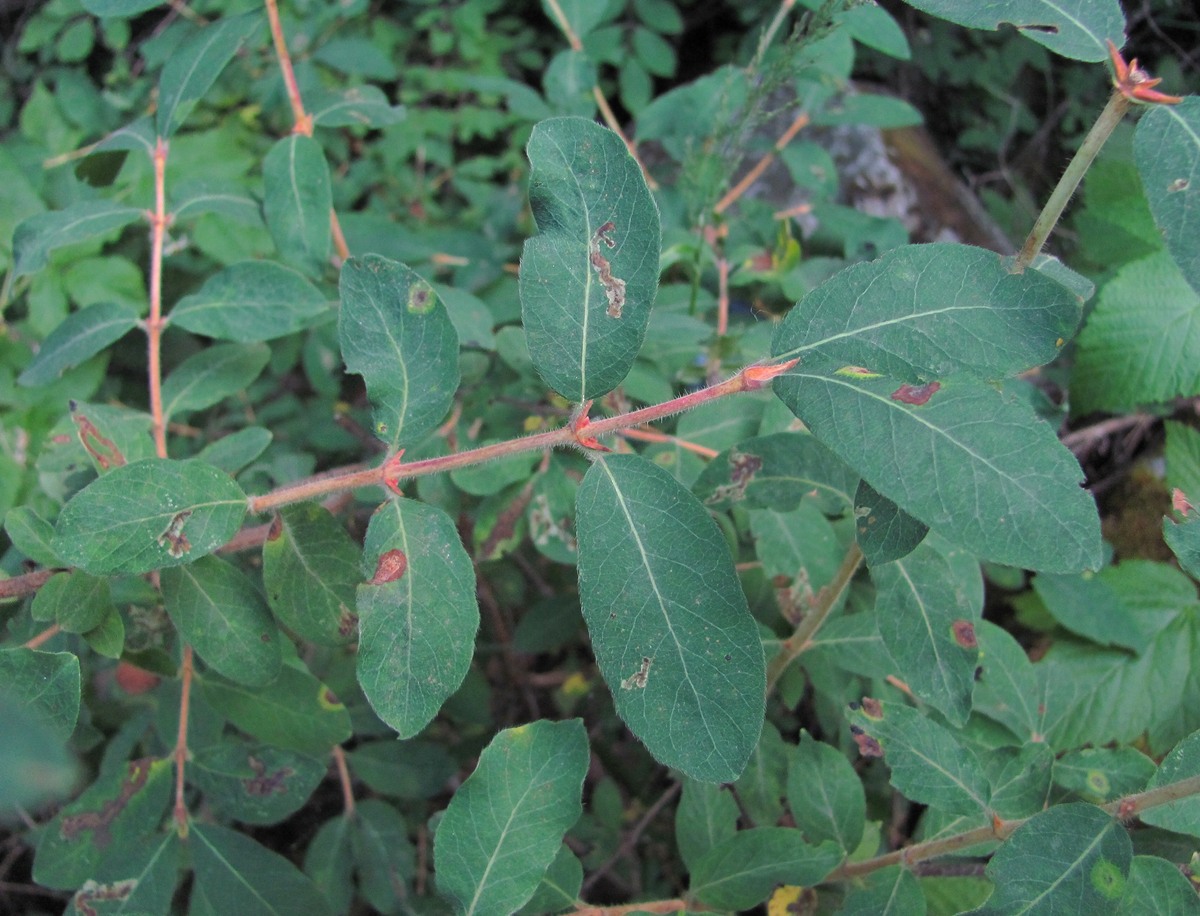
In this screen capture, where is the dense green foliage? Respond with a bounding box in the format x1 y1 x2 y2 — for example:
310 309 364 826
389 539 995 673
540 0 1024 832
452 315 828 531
2 1 1200 914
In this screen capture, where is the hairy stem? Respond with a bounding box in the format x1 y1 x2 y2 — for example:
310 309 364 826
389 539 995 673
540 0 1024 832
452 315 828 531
765 541 864 693
1014 88 1130 271
147 137 169 459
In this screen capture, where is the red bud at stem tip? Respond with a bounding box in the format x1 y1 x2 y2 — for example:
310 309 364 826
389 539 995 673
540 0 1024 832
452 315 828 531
742 358 799 390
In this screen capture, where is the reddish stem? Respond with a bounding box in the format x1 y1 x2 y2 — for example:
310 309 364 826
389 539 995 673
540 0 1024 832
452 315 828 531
24 624 62 650
172 645 194 835
331 745 356 817
147 136 169 459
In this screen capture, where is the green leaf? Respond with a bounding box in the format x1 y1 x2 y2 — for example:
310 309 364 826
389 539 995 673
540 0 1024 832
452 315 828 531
434 719 589 916
873 542 981 726
520 116 661 402
201 663 351 756
192 743 325 825
749 501 844 587
52 458 247 575
156 12 261 137
854 479 928 565
346 738 456 800
693 432 858 515
787 732 865 853
1034 568 1155 652
540 0 611 39
1073 250 1200 413
518 844 584 915
968 804 1131 914
34 758 172 890
4 506 62 567
82 0 165 16
973 620 1042 741
986 742 1055 819
1135 98 1200 296
576 453 765 782
771 243 1082 380
356 497 479 738
161 556 282 687
31 570 115 634
353 798 415 912
309 84 405 128
262 503 359 646
263 135 332 274
0 649 80 741
688 828 842 910
734 722 789 826
1055 748 1155 805
841 866 927 915
170 261 328 341
338 255 460 451
771 369 1101 573
675 780 739 871
190 822 333 916
848 699 991 816
1167 421 1200 502
1139 730 1200 838
1118 855 1200 916
70 831 182 916
172 182 263 224
18 301 139 386
0 689 78 814
676 397 766 451
1164 514 1200 581
838 3 910 59
895 0 1124 61
197 427 272 475
304 817 353 915
12 201 143 278
161 342 271 419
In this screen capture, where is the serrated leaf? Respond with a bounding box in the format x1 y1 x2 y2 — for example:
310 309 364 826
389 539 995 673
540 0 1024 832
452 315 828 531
192 743 325 825
772 243 1082 380
968 803 1131 914
1073 251 1200 413
848 699 991 816
689 828 842 910
873 542 980 726
576 453 765 782
263 135 331 274
356 497 479 738
161 342 271 419
338 255 460 450
309 84 405 128
161 555 281 687
262 504 359 646
895 0 1124 61
190 822 332 916
520 116 661 402
170 261 328 341
33 758 172 890
12 201 143 277
52 458 246 575
353 798 415 912
201 663 351 756
0 648 80 740
787 732 865 853
156 12 261 137
1118 855 1200 916
675 780 739 872
434 719 589 916
772 368 1101 573
1166 421 1200 502
18 301 139 386
854 478 928 565
1135 98 1200 296
841 865 926 915
693 432 858 515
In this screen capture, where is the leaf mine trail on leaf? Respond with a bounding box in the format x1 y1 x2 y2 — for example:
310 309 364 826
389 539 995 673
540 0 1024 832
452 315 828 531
590 221 626 318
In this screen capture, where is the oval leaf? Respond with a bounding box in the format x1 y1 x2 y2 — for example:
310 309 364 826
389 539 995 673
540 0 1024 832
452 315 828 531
160 555 282 687
18 301 139 387
1135 98 1200 297
689 828 842 910
51 458 247 575
772 243 1082 381
434 720 589 916
190 823 332 916
264 134 331 275
896 0 1125 62
338 255 460 450
170 261 328 341
576 453 765 782
520 116 661 402
772 368 1101 573
787 733 866 853
854 478 928 565
161 342 271 419
12 201 143 278
156 11 261 137
356 497 479 738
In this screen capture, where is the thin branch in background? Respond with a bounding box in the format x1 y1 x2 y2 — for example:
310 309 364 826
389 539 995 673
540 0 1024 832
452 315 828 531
172 645 194 835
331 745 356 817
713 109 810 215
618 427 719 459
581 781 682 895
23 624 61 650
0 568 58 601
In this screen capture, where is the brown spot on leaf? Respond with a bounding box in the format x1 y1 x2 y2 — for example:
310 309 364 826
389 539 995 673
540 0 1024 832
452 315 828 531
60 759 153 846
72 410 126 470
73 879 136 916
242 755 294 797
1174 488 1194 517
621 656 653 690
369 549 407 585
407 281 435 313
590 221 627 318
853 732 884 758
338 609 359 638
891 381 941 406
157 511 193 558
1169 178 1189 193
952 619 978 648
705 450 763 505
267 514 283 542
860 696 883 720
